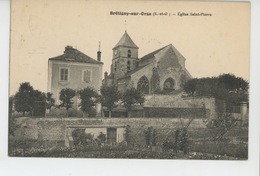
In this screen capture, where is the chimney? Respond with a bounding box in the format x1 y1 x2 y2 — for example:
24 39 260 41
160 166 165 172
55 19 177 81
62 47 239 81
104 71 108 78
97 41 101 62
64 45 73 54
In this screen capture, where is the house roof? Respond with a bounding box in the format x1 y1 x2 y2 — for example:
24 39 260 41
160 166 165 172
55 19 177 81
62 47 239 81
113 31 139 49
49 46 103 64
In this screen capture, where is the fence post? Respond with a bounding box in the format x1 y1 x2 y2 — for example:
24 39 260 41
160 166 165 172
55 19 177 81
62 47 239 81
240 102 248 123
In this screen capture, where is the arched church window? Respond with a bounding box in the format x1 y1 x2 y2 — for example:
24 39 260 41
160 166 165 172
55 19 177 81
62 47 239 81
163 78 175 91
127 50 131 58
127 60 131 71
137 76 149 94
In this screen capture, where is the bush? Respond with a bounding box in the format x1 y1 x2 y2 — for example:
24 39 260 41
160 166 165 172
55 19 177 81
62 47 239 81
71 129 95 147
124 125 131 146
95 132 106 146
144 127 157 147
162 128 189 154
68 109 83 117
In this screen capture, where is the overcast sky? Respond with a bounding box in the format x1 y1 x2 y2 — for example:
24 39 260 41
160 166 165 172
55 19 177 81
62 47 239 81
9 0 250 95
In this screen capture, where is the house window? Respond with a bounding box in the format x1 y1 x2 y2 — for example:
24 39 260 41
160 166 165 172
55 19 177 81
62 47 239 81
60 68 69 81
127 50 131 58
82 69 92 83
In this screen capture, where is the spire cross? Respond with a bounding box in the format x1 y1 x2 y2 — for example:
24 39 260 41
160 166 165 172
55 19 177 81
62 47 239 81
125 20 127 32
98 41 101 51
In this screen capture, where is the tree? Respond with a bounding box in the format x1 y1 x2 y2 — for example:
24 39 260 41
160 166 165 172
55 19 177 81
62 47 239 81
183 78 198 96
14 82 34 116
78 87 98 117
31 89 46 116
9 96 14 116
218 73 249 94
9 96 19 137
183 74 249 107
59 88 76 116
100 85 121 118
205 113 238 154
46 92 55 113
13 82 46 117
122 88 145 118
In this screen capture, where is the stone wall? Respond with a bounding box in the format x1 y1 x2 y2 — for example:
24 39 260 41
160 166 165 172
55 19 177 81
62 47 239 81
145 95 221 119
13 117 208 148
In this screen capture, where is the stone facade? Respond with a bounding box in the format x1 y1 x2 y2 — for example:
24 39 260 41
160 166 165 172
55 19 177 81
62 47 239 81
103 31 192 94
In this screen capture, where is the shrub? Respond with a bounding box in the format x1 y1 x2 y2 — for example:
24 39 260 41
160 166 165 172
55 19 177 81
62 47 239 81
71 129 95 147
162 128 189 154
68 109 83 117
95 132 106 146
144 127 157 147
124 125 131 146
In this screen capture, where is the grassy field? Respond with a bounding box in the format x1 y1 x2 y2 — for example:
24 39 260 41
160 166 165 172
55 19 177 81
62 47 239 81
11 145 244 160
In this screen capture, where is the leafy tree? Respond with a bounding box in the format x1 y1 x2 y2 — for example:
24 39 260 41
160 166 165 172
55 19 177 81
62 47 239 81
14 82 34 116
122 88 145 118
31 89 46 116
100 85 121 118
13 82 46 116
183 78 198 96
59 88 76 116
218 73 249 93
9 96 20 136
195 77 219 97
183 74 249 108
46 92 55 112
78 87 98 117
9 96 14 116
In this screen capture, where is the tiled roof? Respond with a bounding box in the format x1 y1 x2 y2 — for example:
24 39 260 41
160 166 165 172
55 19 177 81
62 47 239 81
49 46 103 64
139 44 170 64
117 65 148 80
113 31 138 49
106 73 114 79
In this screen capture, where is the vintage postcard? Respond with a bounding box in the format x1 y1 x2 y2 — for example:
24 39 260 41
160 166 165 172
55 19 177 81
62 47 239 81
9 0 250 160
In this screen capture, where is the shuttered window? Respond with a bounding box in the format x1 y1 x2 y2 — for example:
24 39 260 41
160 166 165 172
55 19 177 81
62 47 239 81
60 68 69 81
82 69 91 83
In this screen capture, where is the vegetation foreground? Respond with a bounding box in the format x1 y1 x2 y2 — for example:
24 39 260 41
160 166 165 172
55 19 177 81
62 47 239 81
11 144 246 160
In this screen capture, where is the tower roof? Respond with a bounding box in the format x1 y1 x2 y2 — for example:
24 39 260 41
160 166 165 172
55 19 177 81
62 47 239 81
113 31 139 49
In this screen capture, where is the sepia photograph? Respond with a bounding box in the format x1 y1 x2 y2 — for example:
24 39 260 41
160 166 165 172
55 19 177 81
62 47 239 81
8 0 251 161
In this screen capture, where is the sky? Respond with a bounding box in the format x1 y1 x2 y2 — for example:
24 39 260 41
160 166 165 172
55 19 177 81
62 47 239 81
9 0 250 95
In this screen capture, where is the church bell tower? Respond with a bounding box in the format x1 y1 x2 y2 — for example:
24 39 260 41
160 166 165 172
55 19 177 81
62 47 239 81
112 31 139 81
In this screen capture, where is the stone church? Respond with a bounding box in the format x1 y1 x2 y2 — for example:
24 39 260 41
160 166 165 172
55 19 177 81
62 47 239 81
103 31 192 94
